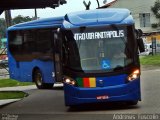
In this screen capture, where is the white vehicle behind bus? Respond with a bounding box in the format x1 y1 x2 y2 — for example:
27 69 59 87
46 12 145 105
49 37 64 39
140 43 160 55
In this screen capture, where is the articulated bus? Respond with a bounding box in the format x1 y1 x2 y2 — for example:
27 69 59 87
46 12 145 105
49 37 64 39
7 8 144 106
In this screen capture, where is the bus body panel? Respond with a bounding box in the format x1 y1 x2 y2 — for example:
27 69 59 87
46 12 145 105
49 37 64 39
62 8 141 106
64 79 140 106
63 8 134 28
8 16 64 31
8 54 55 83
8 54 21 80
7 8 141 106
7 17 63 84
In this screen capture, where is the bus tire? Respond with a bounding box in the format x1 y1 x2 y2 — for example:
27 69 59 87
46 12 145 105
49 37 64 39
33 69 53 89
33 69 45 89
126 101 138 106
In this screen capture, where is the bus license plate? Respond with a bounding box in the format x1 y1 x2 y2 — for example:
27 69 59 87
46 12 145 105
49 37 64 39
96 95 109 100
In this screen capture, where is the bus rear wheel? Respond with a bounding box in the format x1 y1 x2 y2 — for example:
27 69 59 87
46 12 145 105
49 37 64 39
33 69 53 89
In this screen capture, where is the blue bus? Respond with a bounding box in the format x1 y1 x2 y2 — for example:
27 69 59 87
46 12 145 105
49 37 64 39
7 8 144 106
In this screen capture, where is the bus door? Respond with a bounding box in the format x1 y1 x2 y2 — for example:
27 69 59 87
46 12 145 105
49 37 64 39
53 29 63 82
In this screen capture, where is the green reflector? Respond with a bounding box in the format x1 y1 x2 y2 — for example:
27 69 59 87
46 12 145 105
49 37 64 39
76 78 83 87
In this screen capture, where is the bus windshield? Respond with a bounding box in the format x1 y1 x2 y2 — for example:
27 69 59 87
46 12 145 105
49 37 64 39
62 25 136 73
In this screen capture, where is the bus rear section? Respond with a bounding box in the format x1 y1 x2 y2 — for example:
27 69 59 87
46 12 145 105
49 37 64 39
61 8 142 106
7 17 64 89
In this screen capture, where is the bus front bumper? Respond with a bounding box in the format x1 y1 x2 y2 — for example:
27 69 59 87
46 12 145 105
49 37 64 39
64 79 141 106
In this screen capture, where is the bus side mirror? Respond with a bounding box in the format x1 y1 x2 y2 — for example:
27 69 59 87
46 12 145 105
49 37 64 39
137 29 143 38
135 29 143 39
135 29 145 53
137 38 145 53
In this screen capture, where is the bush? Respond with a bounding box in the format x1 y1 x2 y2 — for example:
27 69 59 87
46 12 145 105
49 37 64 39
151 23 158 28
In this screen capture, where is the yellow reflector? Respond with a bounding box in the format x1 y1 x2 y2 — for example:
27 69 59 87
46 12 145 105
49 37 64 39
89 78 96 87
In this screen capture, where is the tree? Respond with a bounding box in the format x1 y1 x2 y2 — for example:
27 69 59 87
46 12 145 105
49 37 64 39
151 0 160 28
0 15 33 39
0 18 7 39
12 15 33 25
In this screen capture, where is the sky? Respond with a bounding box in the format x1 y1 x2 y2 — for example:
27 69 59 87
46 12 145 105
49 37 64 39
0 0 113 19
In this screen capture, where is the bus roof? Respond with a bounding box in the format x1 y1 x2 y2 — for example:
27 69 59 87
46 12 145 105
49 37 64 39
8 8 134 31
8 16 64 31
63 8 134 28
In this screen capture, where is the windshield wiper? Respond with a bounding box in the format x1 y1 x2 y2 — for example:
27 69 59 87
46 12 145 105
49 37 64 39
113 65 124 71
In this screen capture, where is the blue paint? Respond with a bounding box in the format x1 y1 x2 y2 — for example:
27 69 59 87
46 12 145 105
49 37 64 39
63 8 134 28
101 59 111 69
8 53 55 83
7 8 140 106
8 16 64 31
7 17 63 84
64 79 141 106
62 8 140 106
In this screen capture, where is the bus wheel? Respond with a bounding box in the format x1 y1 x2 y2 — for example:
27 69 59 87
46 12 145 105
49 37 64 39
126 101 138 106
33 69 53 89
33 69 45 89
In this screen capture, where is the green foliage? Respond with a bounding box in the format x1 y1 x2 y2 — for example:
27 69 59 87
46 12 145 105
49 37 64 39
140 54 160 65
0 15 33 39
151 0 160 19
151 0 160 28
0 79 34 88
151 23 158 28
0 91 28 99
12 15 33 25
0 18 7 39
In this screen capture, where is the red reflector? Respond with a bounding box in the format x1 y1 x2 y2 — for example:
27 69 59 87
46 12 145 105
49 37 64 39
83 78 90 88
96 95 109 100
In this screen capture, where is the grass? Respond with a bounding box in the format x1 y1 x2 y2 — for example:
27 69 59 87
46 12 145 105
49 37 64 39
0 79 34 88
0 91 28 99
140 54 160 66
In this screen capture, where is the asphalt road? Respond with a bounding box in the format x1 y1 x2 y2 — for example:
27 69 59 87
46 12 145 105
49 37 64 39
0 69 160 120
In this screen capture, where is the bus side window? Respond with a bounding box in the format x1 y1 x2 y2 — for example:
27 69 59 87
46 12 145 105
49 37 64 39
9 31 23 56
36 29 52 53
23 30 36 54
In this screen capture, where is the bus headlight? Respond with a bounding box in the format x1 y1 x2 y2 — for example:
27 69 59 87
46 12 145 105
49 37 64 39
127 69 140 81
63 77 76 86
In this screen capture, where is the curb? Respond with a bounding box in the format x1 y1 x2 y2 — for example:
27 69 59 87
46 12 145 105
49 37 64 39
0 99 21 107
0 85 37 91
0 85 36 107
0 84 63 107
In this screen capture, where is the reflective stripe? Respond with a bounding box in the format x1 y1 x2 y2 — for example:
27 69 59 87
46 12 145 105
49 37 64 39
76 78 83 87
83 78 90 88
89 77 96 87
76 77 97 88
